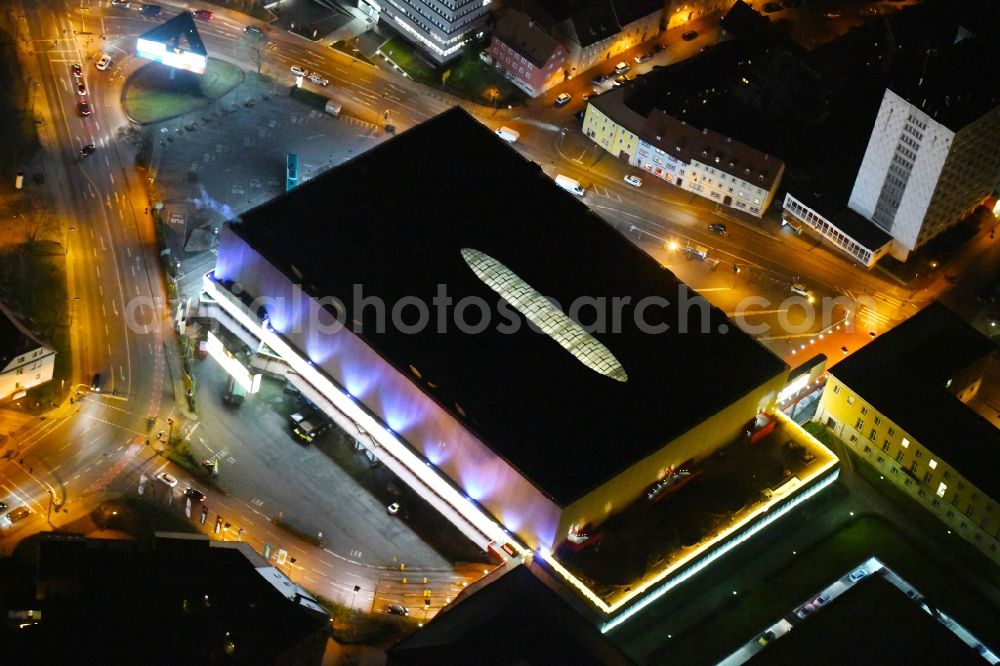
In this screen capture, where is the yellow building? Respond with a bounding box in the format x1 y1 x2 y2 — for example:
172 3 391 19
584 42 785 218
816 302 1000 564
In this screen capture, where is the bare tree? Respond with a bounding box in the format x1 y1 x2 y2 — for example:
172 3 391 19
20 196 58 245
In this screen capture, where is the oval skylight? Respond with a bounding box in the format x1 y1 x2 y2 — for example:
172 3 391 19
461 248 628 383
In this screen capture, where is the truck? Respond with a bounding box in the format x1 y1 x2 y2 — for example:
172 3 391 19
324 100 342 117
495 126 519 143
224 376 245 406
554 174 585 197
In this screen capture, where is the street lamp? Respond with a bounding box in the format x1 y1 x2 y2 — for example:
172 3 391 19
352 585 361 609
167 417 174 445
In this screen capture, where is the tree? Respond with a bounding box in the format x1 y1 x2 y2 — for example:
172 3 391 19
20 195 58 245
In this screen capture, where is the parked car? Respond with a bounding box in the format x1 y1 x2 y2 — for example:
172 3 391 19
758 630 776 646
90 373 102 391
96 54 113 71
709 223 727 234
111 0 130 6
682 30 698 40
71 63 82 77
184 487 206 502
624 174 642 187
308 73 329 86
156 472 178 488
613 61 630 74
554 92 572 106
80 144 96 158
77 82 87 96
634 52 652 64
848 567 868 583
386 603 409 616
612 74 631 87
290 65 309 77
591 73 608 85
387 502 401 515
193 9 213 20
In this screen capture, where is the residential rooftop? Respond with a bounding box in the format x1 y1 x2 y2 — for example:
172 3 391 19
0 299 52 368
829 302 1000 500
493 8 563 69
226 107 787 506
5 533 328 664
588 44 785 191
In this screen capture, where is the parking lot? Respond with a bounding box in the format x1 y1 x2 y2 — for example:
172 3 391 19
186 351 488 570
150 71 382 266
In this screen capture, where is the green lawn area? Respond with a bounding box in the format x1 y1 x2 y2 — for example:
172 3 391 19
330 40 377 67
650 514 1000 665
379 37 521 106
124 58 245 124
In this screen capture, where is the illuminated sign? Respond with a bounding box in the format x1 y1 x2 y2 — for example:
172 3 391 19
136 38 207 74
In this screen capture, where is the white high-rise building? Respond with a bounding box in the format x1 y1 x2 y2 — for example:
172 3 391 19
848 50 1000 261
377 0 492 64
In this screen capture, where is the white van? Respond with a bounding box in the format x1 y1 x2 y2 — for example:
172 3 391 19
555 174 585 197
324 100 342 117
495 126 519 143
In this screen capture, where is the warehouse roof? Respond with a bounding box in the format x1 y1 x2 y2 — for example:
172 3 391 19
226 107 787 505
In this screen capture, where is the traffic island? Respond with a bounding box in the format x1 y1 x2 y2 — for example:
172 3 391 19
122 58 246 125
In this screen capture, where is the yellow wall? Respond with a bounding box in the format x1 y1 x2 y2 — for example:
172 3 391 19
556 370 787 542
583 104 640 161
817 375 1000 564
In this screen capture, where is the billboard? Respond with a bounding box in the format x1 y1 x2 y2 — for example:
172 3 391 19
136 38 207 74
135 11 209 75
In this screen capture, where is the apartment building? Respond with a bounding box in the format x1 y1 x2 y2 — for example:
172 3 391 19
488 9 567 97
848 37 1000 261
815 303 1000 564
0 300 56 401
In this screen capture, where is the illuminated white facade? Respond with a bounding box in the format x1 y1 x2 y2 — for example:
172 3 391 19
849 88 1000 261
379 0 492 64
0 302 56 401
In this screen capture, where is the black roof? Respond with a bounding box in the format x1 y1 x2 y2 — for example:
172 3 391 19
388 564 633 665
137 11 207 57
885 33 1000 131
230 107 787 506
493 9 563 69
788 186 892 252
5 533 329 665
748 574 985 665
830 302 1000 499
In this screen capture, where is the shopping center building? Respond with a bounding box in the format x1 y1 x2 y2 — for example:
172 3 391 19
200 108 838 622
